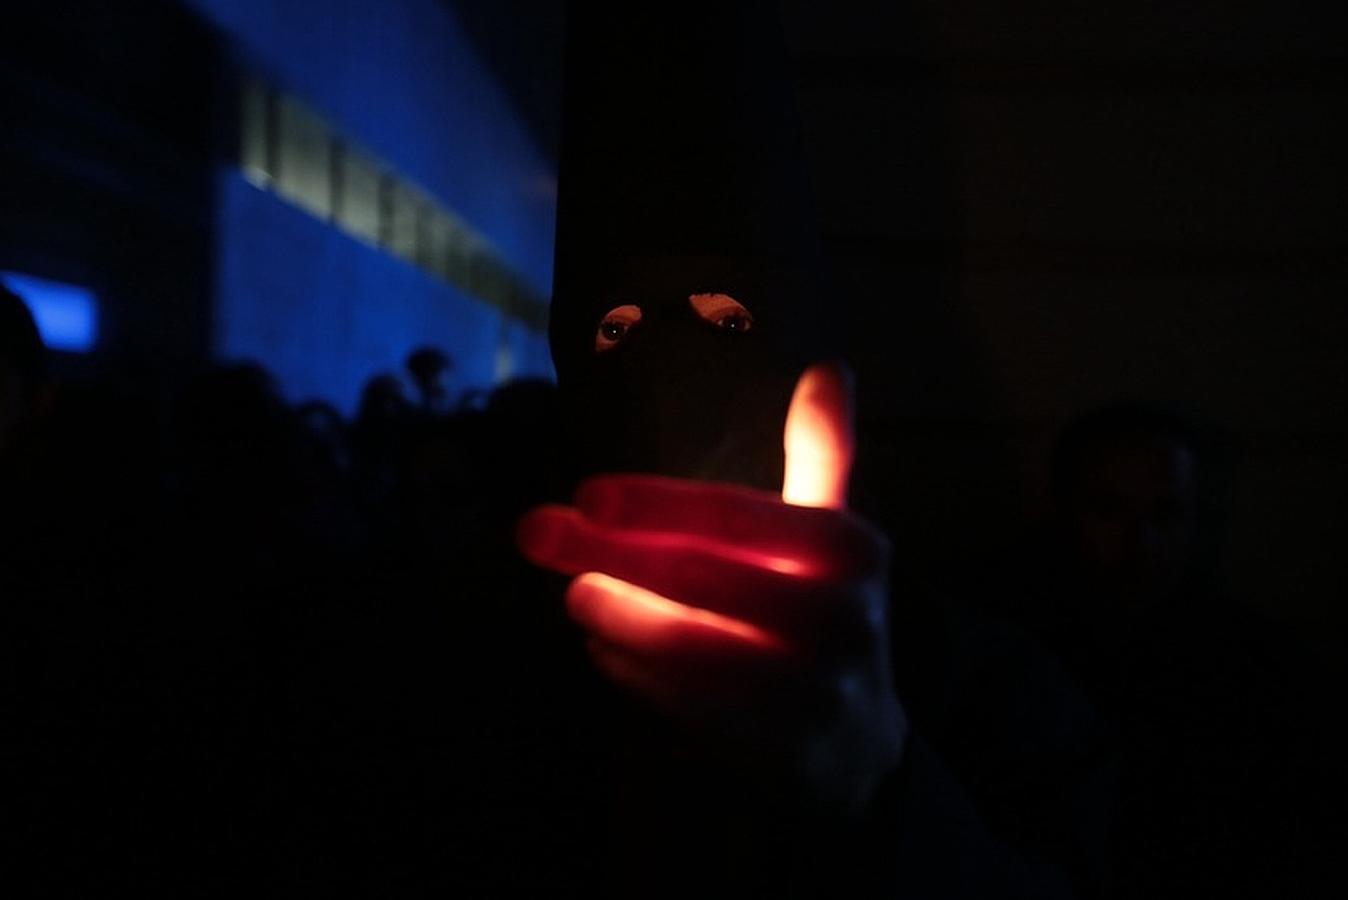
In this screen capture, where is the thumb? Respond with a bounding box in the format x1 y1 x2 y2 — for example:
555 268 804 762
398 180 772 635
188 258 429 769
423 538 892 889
781 362 855 510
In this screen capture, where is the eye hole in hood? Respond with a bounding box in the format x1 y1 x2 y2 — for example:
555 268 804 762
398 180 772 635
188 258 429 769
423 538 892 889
595 304 643 353
689 293 754 334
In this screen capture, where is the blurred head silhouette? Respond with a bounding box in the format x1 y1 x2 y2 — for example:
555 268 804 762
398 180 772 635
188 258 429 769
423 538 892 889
174 363 294 495
1 284 51 454
1051 405 1200 612
549 3 832 490
357 372 412 427
406 346 452 412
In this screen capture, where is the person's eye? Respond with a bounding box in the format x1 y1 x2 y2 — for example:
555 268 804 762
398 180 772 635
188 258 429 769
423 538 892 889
689 293 754 334
595 304 643 353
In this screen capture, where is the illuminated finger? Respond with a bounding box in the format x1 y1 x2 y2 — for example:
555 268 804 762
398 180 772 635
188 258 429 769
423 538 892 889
566 572 787 658
517 506 831 633
574 474 885 578
573 575 795 720
781 362 854 510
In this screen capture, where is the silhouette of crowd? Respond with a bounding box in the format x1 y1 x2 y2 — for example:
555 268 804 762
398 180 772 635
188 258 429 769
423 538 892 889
2 283 1338 896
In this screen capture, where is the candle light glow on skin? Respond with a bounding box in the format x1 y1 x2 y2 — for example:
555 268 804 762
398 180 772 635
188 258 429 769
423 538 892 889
781 364 853 511
517 362 862 665
517 361 905 811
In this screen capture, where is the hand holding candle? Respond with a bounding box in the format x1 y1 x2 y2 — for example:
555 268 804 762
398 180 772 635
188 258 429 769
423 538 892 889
517 363 907 810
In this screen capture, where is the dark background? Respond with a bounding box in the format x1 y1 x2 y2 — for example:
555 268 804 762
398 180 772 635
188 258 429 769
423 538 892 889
461 0 1347 645
3 1 1344 894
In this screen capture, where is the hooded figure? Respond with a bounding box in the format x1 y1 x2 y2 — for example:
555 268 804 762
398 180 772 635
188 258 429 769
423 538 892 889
517 6 1108 898
550 2 834 489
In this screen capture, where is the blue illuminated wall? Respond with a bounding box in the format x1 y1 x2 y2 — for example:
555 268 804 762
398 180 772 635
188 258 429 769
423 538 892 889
215 174 514 411
1 272 99 353
182 0 555 413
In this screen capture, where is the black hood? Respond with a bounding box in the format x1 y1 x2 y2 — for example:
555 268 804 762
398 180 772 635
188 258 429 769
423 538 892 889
550 2 830 490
